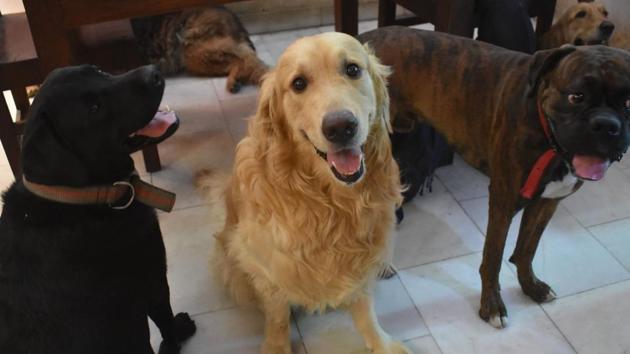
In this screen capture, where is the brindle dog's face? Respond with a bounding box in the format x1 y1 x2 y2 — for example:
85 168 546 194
559 1 614 46
538 46 630 180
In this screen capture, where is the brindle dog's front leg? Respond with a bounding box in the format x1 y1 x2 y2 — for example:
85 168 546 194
479 184 517 329
509 197 560 303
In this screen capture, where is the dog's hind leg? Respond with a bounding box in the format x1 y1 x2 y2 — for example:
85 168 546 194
260 292 292 354
349 295 410 354
149 278 196 354
509 198 560 303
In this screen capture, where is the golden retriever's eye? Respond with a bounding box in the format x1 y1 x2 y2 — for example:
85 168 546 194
292 77 307 93
346 63 361 79
568 93 584 104
575 10 587 19
89 104 99 113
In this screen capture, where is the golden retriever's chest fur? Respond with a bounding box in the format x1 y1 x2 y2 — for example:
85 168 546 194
222 137 400 310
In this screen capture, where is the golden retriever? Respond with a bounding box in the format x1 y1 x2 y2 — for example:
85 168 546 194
540 0 616 49
209 32 408 354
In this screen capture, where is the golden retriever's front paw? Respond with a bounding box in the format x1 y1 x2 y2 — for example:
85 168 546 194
260 341 292 354
373 340 412 354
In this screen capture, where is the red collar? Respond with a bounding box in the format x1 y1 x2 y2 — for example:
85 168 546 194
519 102 560 199
23 174 176 212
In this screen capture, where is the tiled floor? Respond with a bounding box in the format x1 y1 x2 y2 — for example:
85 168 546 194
2 21 630 354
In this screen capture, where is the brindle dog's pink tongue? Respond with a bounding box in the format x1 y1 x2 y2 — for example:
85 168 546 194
327 147 362 175
135 110 177 138
572 155 610 181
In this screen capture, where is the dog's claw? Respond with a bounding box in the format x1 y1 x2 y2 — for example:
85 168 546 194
544 289 557 303
488 315 509 329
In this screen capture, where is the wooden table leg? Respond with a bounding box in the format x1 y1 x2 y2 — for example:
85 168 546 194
434 0 475 37
11 87 30 120
535 0 556 38
0 97 22 178
334 0 359 36
378 0 397 28
142 145 161 173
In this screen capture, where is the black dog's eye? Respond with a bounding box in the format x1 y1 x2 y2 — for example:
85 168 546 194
346 63 361 78
568 93 584 104
624 98 630 112
89 104 99 113
575 10 587 19
292 77 307 93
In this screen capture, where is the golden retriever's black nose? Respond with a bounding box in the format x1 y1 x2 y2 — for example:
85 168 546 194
600 21 615 36
322 110 358 145
590 115 620 136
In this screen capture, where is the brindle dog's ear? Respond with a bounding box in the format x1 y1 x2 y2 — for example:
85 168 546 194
527 45 577 97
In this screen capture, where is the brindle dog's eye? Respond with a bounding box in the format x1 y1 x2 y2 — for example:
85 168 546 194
89 104 99 113
346 63 361 78
568 93 584 104
292 77 307 93
575 10 587 19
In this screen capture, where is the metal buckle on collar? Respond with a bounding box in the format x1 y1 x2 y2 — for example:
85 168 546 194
111 181 135 210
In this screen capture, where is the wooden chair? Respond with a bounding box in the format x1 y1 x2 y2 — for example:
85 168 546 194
0 12 41 178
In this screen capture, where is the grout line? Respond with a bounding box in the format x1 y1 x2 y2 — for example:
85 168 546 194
403 334 444 354
396 273 446 354
584 214 630 229
397 249 482 271
291 310 309 354
538 304 579 354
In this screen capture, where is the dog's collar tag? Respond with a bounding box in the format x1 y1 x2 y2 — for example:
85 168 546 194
22 174 176 212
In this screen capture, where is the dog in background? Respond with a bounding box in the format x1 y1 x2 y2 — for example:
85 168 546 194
132 5 268 93
539 0 623 49
201 32 408 354
0 65 195 354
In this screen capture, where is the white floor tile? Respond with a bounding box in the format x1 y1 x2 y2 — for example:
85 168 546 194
297 275 428 354
434 154 489 202
562 168 630 227
219 95 257 144
399 254 575 354
395 179 485 269
158 206 234 316
212 77 260 101
544 280 630 354
404 336 442 354
589 219 630 272
461 198 629 298
150 307 304 354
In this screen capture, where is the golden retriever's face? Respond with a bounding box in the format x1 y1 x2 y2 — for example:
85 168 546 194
267 32 389 185
559 1 614 45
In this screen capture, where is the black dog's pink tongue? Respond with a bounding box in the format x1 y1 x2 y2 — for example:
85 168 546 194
572 155 610 181
327 147 362 175
135 110 177 138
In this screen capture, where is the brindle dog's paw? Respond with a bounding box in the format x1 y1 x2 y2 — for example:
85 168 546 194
228 81 242 93
522 280 557 303
479 289 508 329
378 264 397 280
174 312 197 342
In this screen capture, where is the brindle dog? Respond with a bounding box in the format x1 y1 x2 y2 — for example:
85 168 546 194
359 26 630 328
132 5 268 93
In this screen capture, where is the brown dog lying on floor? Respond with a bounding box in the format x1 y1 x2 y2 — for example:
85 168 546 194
205 32 408 354
540 0 630 50
132 5 268 93
360 26 630 328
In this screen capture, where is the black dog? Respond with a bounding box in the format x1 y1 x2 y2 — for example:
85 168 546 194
0 65 195 354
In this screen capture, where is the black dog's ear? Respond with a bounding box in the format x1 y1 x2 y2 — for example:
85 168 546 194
527 45 577 97
577 0 594 3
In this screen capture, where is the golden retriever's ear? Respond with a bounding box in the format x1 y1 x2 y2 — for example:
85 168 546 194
254 70 282 137
364 43 392 133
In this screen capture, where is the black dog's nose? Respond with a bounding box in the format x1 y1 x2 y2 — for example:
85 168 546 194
322 110 358 145
590 116 621 136
600 21 615 36
141 65 164 87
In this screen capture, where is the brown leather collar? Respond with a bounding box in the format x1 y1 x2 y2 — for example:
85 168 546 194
22 174 176 212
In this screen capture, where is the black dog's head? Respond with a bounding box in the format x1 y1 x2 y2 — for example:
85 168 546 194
22 65 178 186
529 45 630 181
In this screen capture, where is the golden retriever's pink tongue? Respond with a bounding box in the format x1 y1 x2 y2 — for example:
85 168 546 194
572 155 610 181
135 110 177 138
327 147 362 175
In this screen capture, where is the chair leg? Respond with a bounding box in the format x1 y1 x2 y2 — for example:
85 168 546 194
435 0 475 37
334 0 359 36
0 97 22 179
378 0 397 27
142 144 161 173
11 87 30 120
535 0 557 38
